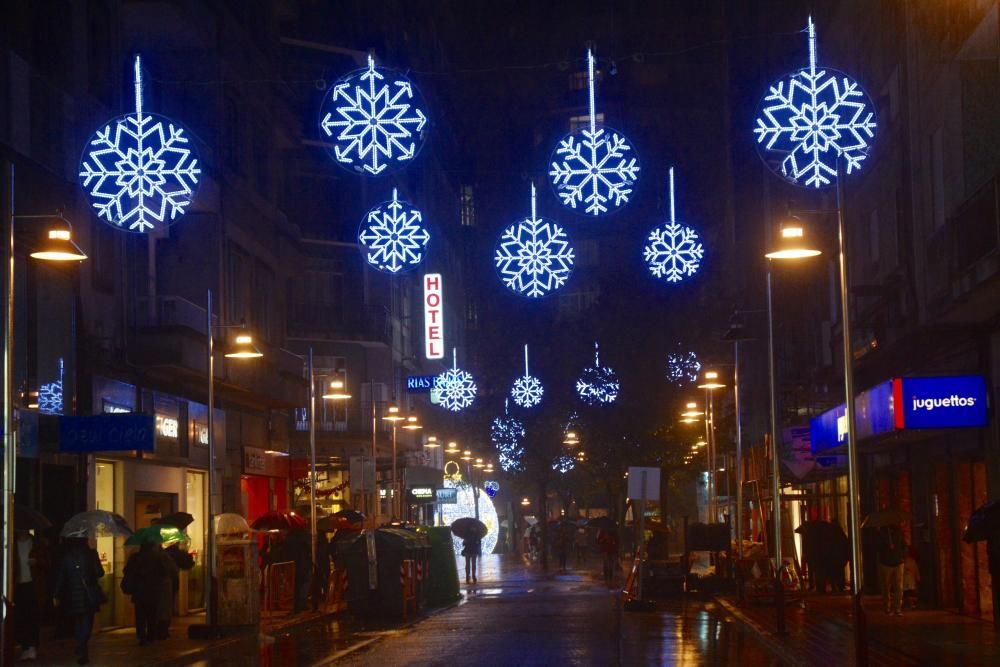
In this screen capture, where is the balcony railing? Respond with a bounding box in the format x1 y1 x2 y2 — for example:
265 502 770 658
134 295 216 333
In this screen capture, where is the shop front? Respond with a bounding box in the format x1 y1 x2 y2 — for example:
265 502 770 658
241 446 290 523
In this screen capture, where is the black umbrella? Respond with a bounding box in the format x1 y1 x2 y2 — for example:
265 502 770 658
333 509 365 525
451 517 487 540
963 500 1000 543
153 511 195 531
15 505 51 531
586 516 616 531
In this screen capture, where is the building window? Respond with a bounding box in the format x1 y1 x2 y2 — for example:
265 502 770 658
466 298 479 331
185 470 206 610
460 185 475 227
90 221 115 292
569 113 603 132
252 261 275 342
226 247 249 324
569 70 589 91
253 120 270 195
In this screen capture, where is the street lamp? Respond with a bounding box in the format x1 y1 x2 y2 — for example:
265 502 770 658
424 435 440 448
321 378 352 401
382 403 406 519
697 371 726 522
445 441 460 455
2 171 87 648
763 218 822 635
723 310 756 576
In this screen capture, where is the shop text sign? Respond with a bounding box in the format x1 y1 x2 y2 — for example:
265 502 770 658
406 375 438 392
59 415 155 453
435 488 458 504
897 376 988 429
423 273 444 359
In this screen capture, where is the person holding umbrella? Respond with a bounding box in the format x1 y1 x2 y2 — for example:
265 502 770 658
52 532 105 665
451 518 487 585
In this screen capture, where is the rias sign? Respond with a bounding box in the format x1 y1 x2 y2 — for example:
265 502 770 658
423 273 444 359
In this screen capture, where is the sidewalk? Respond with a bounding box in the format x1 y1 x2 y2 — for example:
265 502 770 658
717 592 999 666
29 608 340 666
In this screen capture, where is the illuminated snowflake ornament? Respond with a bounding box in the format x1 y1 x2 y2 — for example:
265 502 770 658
435 348 477 412
495 184 575 298
319 54 428 176
511 344 544 408
552 455 576 474
38 358 65 415
576 342 620 406
643 167 705 283
79 55 201 233
753 17 877 189
549 50 639 216
491 401 526 473
358 188 429 273
666 350 701 385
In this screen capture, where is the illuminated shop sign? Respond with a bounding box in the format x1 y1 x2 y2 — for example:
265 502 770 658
435 488 457 504
423 273 444 359
406 375 438 392
156 416 179 439
410 486 434 500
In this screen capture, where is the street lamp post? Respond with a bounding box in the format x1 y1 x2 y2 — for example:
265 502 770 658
722 314 755 572
382 403 405 519
1 164 87 651
697 371 726 523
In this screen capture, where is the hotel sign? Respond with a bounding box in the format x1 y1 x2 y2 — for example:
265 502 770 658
423 273 444 359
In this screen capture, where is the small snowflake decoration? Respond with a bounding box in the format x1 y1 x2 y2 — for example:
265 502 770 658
643 167 705 283
358 188 429 273
666 350 701 385
511 344 544 408
80 56 201 234
435 348 477 412
495 184 575 298
753 17 877 189
320 54 428 176
552 455 576 474
549 50 639 216
576 342 620 406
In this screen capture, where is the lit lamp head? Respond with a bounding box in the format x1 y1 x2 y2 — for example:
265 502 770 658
424 435 440 448
695 440 707 447
680 401 704 418
445 441 460 454
765 219 822 260
225 333 263 359
474 457 485 469
383 402 405 423
461 450 473 462
520 497 531 507
402 412 423 431
322 378 352 400
697 370 726 390
563 430 580 446
30 220 87 262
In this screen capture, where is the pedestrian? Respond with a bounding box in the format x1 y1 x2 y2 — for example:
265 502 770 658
528 528 538 562
316 531 331 603
462 533 482 584
52 533 105 665
903 545 920 610
122 540 178 644
555 529 569 571
14 529 44 661
574 527 588 564
286 528 313 612
598 528 619 585
877 523 906 616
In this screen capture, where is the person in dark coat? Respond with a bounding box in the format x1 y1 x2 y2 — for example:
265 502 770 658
316 531 331 602
462 534 482 584
286 528 313 612
52 536 104 665
122 541 179 644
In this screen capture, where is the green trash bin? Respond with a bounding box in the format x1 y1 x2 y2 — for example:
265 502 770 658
419 526 461 607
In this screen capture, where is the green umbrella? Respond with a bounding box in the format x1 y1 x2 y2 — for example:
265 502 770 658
125 525 189 547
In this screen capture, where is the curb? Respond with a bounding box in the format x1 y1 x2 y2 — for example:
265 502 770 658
714 597 806 667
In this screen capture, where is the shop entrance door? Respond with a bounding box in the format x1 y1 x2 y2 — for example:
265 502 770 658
134 491 176 530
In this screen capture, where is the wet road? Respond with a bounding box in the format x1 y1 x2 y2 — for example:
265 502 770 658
195 554 782 666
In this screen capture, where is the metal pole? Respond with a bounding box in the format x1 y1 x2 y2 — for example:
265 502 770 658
766 266 786 634
837 169 868 665
205 288 216 630
734 339 744 561
308 348 318 610
370 377 376 529
703 392 711 523
708 390 716 522
392 424 397 519
636 470 647 601
1 164 16 643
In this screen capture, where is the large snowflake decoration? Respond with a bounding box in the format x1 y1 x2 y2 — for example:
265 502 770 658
79 56 201 234
319 54 428 176
495 184 575 297
435 348 477 412
549 50 639 216
358 188 429 273
666 350 701 385
576 342 620 406
491 402 526 473
643 167 705 283
753 17 877 189
511 344 544 408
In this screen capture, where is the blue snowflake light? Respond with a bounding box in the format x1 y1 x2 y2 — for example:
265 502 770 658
666 350 701 385
358 188 429 273
511 344 544 408
79 55 201 234
319 54 428 176
643 167 705 283
495 184 575 298
753 17 877 189
549 50 639 216
38 358 64 415
576 342 620 406
552 455 576 474
435 348 477 412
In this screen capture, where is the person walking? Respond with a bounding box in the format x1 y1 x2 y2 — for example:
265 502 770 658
598 528 619 586
574 527 588 565
555 529 569 572
462 534 482 584
52 534 105 665
286 528 313 612
877 523 907 616
14 530 44 661
122 541 178 644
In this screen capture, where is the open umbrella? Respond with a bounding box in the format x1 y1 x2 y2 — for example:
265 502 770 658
153 511 195 531
333 509 365 525
586 516 617 531
450 517 487 540
125 525 189 547
963 501 1000 543
861 509 910 529
317 515 362 532
251 510 308 532
61 510 131 538
15 505 52 531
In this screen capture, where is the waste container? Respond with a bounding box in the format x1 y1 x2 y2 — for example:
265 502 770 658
418 526 461 607
372 528 427 617
214 513 260 628
332 527 432 617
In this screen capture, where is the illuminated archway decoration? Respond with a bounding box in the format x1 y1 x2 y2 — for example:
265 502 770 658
643 167 704 283
576 342 620 406
491 399 525 473
441 478 499 557
666 349 701 385
753 17 877 188
511 344 543 408
319 54 428 176
79 55 201 233
435 348 477 412
549 50 639 216
358 189 429 273
495 184 575 298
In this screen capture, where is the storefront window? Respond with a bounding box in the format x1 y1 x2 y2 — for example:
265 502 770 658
95 460 116 626
186 470 206 610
